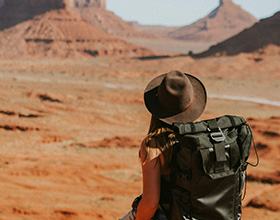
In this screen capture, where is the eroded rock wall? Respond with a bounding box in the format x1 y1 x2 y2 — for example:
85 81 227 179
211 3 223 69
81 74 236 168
3 0 66 9
68 0 105 9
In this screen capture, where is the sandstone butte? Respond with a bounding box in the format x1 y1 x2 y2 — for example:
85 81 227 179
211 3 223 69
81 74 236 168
68 0 106 9
166 0 258 44
194 11 280 57
69 2 154 39
0 0 154 59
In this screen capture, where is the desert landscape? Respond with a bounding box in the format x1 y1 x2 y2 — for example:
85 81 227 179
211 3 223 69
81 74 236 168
0 0 279 220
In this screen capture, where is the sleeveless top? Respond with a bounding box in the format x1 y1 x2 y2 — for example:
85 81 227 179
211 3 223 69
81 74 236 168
141 127 176 219
141 127 175 174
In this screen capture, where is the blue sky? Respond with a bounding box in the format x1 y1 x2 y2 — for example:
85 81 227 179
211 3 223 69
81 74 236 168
106 0 280 26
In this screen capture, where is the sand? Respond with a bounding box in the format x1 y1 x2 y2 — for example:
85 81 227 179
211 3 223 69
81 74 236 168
0 53 279 219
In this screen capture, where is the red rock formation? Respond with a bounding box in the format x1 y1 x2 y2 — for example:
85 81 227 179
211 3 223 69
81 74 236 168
0 0 67 30
194 11 280 57
167 0 257 44
68 0 106 9
0 0 153 58
69 3 153 39
3 0 66 8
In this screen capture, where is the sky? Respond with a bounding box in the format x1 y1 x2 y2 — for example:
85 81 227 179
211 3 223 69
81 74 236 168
106 0 280 26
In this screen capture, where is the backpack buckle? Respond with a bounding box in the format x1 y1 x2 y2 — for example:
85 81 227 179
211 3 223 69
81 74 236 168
210 127 226 142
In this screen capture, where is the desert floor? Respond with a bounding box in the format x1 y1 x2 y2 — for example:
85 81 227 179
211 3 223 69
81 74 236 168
0 54 279 219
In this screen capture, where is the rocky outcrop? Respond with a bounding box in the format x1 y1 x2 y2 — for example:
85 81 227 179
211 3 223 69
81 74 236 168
68 0 105 9
193 11 280 57
0 0 68 30
0 0 153 59
68 0 152 39
70 7 154 38
3 0 66 9
167 0 257 44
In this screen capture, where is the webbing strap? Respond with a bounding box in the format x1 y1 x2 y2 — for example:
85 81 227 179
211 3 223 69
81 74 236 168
228 115 237 127
208 119 219 130
230 143 240 170
190 122 196 133
214 143 227 162
215 161 225 173
173 115 246 135
214 142 228 173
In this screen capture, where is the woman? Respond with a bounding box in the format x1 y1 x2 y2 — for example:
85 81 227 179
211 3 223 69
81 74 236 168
122 70 207 220
135 116 175 220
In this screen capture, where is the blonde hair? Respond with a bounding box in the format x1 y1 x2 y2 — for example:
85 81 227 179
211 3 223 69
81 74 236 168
141 116 176 164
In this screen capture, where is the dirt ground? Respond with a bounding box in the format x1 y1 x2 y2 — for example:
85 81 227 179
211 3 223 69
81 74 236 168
0 54 279 219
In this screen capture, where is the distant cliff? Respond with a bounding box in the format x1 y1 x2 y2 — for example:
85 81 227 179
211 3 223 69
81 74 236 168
69 0 153 38
68 0 105 9
0 0 69 30
167 0 257 44
3 0 66 9
0 0 153 59
194 11 280 57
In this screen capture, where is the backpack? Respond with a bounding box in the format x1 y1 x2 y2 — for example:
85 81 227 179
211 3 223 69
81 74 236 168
160 115 258 220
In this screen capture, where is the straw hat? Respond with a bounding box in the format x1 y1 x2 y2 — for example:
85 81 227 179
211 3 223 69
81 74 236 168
144 70 207 124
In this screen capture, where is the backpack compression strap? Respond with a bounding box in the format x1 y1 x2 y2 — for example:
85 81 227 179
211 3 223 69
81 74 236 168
173 115 246 135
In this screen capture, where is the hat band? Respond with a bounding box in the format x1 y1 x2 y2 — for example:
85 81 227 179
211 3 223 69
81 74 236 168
160 95 195 114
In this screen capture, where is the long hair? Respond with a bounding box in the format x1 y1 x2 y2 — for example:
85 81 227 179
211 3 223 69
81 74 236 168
141 115 176 164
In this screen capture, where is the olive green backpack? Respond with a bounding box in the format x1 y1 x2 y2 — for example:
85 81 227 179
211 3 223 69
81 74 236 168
160 115 258 220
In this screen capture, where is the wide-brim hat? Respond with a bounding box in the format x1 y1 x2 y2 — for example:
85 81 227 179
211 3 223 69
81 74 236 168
144 70 207 124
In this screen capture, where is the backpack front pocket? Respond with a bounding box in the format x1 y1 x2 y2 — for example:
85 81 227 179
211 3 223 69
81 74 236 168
199 139 241 179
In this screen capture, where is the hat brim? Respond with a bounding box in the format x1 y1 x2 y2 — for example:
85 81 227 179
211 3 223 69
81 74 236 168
144 73 207 124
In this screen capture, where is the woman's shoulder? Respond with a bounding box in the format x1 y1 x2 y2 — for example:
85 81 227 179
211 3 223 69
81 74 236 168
140 136 161 165
140 127 176 165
